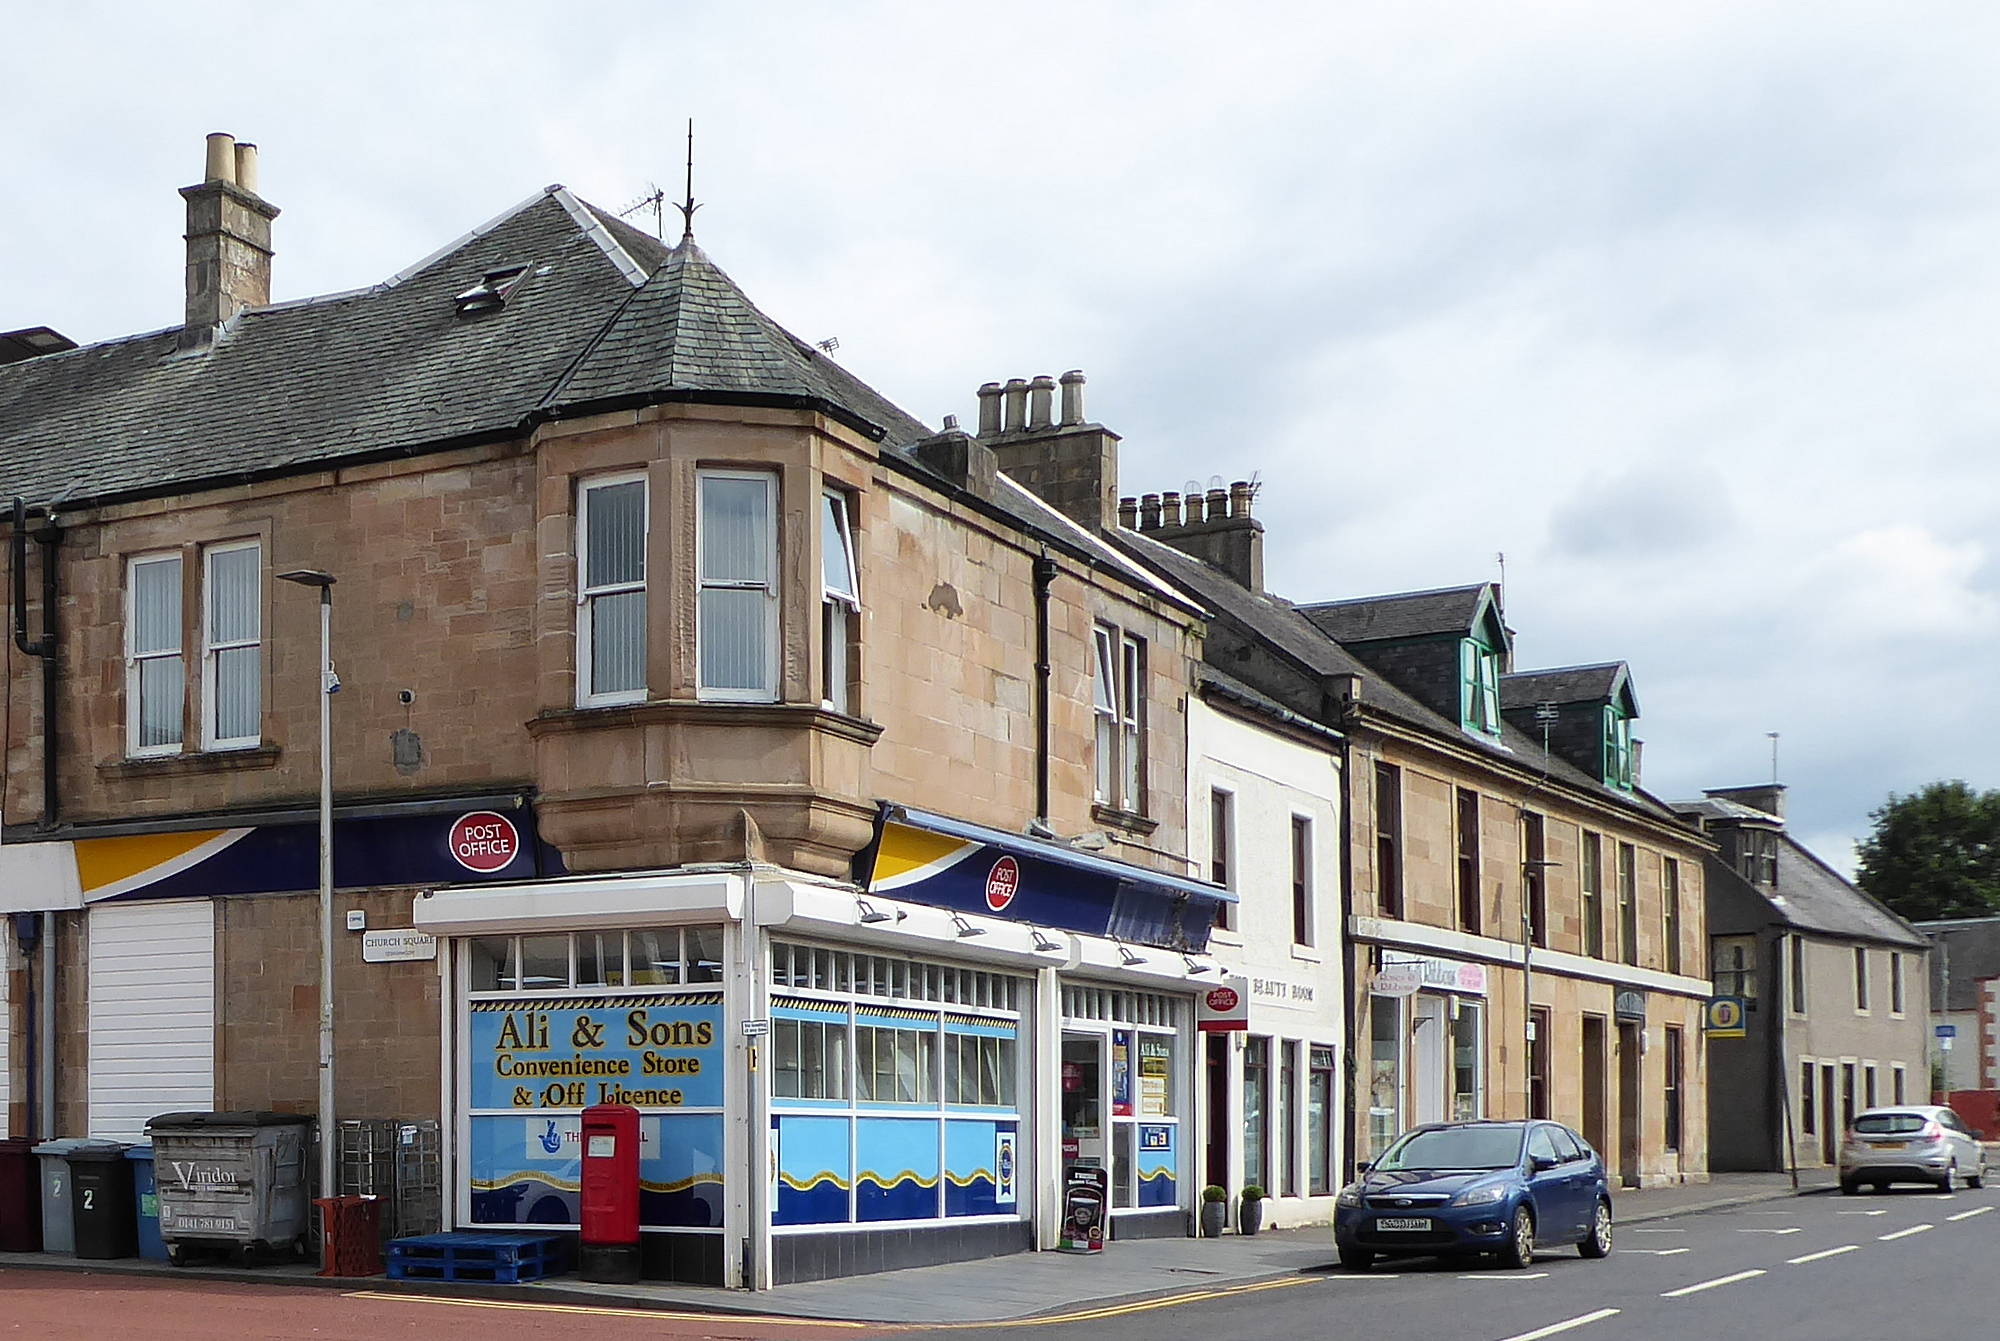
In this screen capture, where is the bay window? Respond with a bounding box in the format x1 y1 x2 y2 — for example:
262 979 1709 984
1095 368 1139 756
820 489 859 713
577 472 647 705
697 469 777 700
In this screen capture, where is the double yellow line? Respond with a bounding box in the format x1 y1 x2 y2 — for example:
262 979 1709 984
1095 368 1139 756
344 1273 1319 1331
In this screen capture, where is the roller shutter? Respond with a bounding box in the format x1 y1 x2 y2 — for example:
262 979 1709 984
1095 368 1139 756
87 900 215 1140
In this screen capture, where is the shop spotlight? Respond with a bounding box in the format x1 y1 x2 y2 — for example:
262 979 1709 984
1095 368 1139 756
1118 944 1145 966
950 913 986 938
856 899 893 925
1182 956 1210 974
1030 929 1060 953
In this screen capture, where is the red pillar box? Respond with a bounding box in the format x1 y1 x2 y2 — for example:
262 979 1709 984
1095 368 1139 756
578 1103 641 1283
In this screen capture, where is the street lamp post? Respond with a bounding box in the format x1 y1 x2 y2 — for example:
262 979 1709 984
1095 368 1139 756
279 569 337 1200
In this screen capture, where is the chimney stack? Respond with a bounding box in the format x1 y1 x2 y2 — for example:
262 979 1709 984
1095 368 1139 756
974 369 1121 532
179 131 279 348
1119 477 1265 593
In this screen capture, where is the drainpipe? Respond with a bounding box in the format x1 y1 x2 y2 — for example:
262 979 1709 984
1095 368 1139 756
1337 733 1357 1184
40 913 57 1138
11 497 60 829
1031 554 1058 825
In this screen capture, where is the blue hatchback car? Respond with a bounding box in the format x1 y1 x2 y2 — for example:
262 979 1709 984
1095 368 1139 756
1334 1120 1613 1271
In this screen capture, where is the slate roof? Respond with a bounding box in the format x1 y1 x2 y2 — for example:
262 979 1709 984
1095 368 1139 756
1913 916 2000 1011
0 187 933 511
1113 530 1688 827
1502 663 1629 709
1298 584 1488 643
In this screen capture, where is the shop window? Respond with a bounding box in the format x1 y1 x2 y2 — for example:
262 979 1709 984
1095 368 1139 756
697 468 778 701
855 1023 939 1103
1581 831 1604 958
577 472 648 705
946 1031 1016 1108
1280 1040 1301 1196
1374 762 1403 918
774 1018 850 1100
1368 1000 1402 1158
1451 1002 1483 1121
684 927 724 983
201 541 262 748
630 930 685 986
467 937 513 992
574 932 624 988
1290 816 1314 947
1307 1045 1335 1195
127 551 185 756
820 489 859 713
1529 1007 1552 1120
1242 1037 1270 1191
518 935 569 991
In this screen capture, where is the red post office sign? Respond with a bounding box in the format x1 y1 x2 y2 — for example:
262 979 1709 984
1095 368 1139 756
985 855 1021 912
449 811 520 874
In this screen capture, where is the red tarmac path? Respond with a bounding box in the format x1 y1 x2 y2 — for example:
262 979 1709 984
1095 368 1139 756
0 1268 898 1340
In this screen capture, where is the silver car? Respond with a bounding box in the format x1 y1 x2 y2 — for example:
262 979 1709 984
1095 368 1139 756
1839 1105 1988 1193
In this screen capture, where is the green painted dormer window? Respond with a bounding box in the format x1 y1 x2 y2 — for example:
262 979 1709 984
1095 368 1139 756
1602 706 1634 790
1459 636 1503 737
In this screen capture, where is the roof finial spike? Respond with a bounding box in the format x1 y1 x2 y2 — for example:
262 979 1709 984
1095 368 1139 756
675 117 702 244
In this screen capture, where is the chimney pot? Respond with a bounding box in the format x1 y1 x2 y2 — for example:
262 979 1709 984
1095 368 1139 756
1059 369 1087 425
1027 375 1056 430
1161 491 1182 527
1206 485 1228 517
1139 493 1162 530
976 382 1003 436
1003 378 1029 433
1229 480 1253 518
1185 492 1206 524
942 413 960 431
204 132 237 185
1117 496 1139 529
233 142 260 195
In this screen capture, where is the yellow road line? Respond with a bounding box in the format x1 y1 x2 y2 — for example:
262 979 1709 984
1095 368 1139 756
924 1274 1321 1330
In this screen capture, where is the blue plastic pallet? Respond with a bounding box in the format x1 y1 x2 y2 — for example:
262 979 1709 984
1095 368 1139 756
386 1231 569 1284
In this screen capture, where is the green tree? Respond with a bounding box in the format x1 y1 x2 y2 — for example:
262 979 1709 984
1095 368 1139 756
1855 780 2000 921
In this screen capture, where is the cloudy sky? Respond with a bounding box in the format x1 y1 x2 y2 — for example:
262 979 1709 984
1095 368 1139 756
11 1 1999 870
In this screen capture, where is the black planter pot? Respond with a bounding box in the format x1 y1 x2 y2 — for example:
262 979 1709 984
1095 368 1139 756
1239 1197 1264 1236
1200 1201 1227 1238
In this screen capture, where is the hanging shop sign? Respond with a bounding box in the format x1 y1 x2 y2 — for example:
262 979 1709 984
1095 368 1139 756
1703 996 1747 1038
1197 978 1249 1033
1058 1165 1108 1253
865 804 1232 952
74 803 556 904
1370 964 1421 998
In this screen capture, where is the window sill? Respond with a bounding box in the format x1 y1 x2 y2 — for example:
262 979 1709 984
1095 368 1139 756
100 744 281 781
1290 945 1321 964
531 699 886 746
1090 803 1159 837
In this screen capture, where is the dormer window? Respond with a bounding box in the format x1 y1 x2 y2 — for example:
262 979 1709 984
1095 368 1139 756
1459 635 1503 737
1601 706 1634 790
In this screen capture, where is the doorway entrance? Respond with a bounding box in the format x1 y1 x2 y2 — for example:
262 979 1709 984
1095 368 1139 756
1820 1065 1838 1163
1412 996 1446 1125
1204 1034 1228 1189
1617 1022 1642 1188
1581 1015 1608 1157
1062 1032 1107 1175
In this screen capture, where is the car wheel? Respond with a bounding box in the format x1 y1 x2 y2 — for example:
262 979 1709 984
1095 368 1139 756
1578 1200 1613 1258
1969 1159 1985 1190
1497 1207 1535 1269
1338 1246 1375 1272
1840 1178 1860 1196
1940 1161 1957 1193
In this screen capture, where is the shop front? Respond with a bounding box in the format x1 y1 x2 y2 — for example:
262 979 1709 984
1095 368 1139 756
1364 953 1489 1158
414 803 1230 1288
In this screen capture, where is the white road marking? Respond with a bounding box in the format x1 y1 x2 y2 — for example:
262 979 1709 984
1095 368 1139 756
1662 1269 1766 1298
1626 1248 1691 1256
1628 1227 1684 1233
1458 1272 1550 1280
1493 1307 1621 1341
1787 1245 1861 1265
1736 1227 1802 1235
1836 1209 1887 1216
1948 1206 1993 1222
1878 1224 1933 1241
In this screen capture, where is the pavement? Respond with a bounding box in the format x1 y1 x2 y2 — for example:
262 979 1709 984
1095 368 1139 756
0 1170 1841 1325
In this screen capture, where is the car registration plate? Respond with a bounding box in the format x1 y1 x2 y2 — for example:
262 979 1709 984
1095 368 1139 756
1376 1216 1431 1231
1867 1140 1906 1149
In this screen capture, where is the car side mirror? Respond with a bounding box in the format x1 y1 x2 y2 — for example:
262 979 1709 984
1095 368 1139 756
1355 1161 1372 1174
1531 1155 1559 1173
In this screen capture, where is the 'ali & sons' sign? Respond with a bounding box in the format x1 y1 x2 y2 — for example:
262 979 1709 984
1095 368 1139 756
470 996 723 1111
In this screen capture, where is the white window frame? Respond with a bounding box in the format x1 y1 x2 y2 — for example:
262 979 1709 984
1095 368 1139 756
819 488 859 713
1209 786 1237 933
1091 624 1147 813
201 540 262 750
696 468 779 703
576 470 649 708
125 551 185 758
